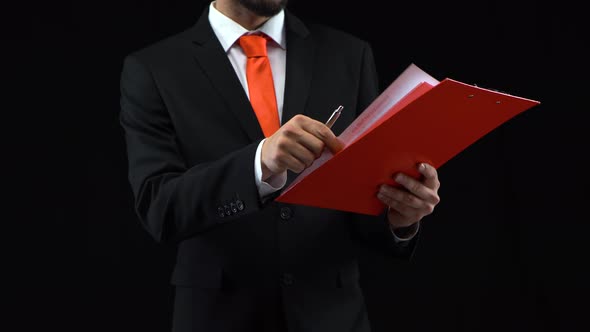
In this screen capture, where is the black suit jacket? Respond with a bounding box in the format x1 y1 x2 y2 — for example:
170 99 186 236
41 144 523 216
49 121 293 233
120 7 418 332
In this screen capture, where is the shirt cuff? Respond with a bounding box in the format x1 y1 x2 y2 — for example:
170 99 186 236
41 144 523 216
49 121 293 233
254 139 288 198
390 221 420 243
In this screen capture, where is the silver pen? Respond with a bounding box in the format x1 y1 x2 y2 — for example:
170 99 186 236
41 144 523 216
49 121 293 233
325 105 343 129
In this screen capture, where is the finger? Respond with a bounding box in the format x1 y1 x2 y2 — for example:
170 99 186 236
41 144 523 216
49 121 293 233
296 131 325 158
279 153 307 173
299 117 343 153
275 123 319 167
394 173 440 205
376 193 420 220
289 142 317 168
417 163 440 190
378 185 428 210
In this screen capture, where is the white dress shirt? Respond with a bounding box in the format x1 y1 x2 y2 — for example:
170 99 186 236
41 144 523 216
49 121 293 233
207 1 418 241
208 1 288 198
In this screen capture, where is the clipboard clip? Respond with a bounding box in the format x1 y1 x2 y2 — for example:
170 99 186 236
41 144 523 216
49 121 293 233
473 83 512 95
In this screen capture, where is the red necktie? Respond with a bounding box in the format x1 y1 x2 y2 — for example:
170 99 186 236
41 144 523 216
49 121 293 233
238 34 280 137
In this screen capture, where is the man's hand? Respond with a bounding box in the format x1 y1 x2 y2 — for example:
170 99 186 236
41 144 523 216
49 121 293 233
377 163 441 230
261 115 343 180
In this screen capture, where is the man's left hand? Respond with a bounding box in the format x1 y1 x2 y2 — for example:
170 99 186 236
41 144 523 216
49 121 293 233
377 163 441 230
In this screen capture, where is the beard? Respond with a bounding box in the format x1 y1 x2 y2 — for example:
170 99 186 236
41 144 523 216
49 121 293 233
238 0 289 17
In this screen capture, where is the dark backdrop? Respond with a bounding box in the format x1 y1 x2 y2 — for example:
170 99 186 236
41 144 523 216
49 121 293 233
30 0 590 331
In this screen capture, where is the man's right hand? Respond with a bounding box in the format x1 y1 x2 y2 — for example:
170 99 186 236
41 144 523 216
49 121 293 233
261 114 343 180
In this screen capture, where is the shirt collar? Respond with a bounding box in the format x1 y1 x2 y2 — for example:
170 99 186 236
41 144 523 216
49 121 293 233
208 1 286 52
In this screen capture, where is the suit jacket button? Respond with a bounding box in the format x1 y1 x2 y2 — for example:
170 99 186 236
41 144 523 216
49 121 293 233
236 200 245 211
230 202 238 213
224 205 232 216
217 207 225 218
280 207 292 220
281 273 295 286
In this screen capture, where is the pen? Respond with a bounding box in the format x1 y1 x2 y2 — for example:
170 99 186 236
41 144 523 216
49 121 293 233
325 105 343 129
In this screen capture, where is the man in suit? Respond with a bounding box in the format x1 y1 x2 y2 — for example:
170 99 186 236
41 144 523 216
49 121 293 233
119 0 441 331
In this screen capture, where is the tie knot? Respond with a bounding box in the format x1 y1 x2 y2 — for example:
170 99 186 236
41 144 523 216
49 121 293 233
238 34 268 58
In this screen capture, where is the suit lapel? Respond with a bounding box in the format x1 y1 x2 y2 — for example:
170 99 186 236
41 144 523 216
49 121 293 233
187 8 265 142
281 12 314 125
185 8 315 145
281 13 315 186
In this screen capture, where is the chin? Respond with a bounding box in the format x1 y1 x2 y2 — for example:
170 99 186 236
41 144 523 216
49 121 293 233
240 0 288 17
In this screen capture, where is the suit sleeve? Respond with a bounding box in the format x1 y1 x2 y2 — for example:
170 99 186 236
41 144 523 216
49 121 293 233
119 54 262 244
349 42 420 260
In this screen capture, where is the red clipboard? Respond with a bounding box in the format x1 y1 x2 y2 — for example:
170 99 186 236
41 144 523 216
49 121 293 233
276 64 540 215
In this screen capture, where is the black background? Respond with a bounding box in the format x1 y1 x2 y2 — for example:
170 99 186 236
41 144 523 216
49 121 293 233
25 0 590 331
